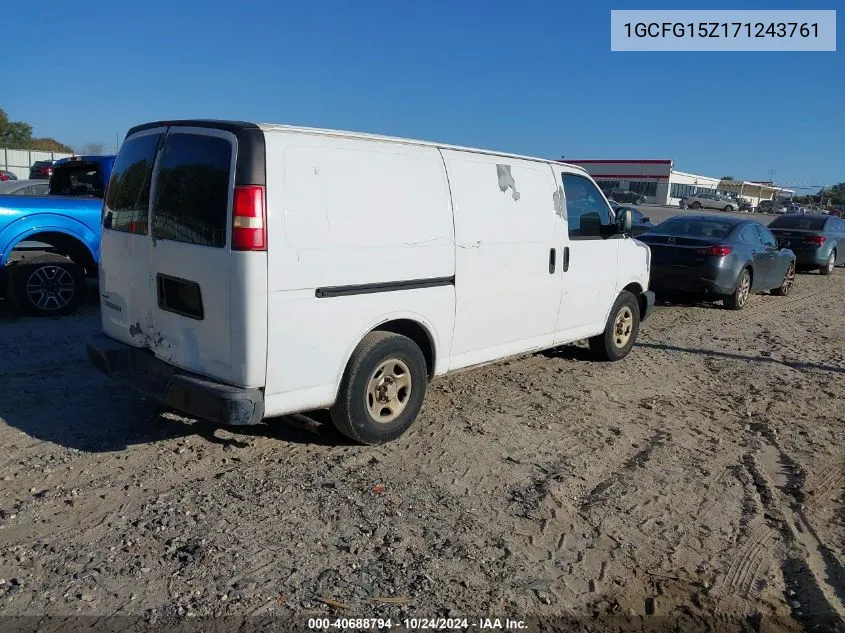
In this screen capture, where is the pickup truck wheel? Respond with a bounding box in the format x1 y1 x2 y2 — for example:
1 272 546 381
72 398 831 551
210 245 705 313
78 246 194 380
6 254 85 317
330 331 428 445
589 291 640 362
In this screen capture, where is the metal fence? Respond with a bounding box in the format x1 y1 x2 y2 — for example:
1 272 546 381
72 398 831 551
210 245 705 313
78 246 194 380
1 148 74 180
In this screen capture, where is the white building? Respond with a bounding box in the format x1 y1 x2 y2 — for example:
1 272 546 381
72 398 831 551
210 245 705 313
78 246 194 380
560 159 794 208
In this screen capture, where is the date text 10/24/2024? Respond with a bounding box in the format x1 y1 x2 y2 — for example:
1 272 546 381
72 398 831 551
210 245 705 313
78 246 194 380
308 618 528 630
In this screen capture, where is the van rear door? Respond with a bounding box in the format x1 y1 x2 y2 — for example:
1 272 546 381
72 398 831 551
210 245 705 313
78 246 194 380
145 128 236 381
101 123 266 388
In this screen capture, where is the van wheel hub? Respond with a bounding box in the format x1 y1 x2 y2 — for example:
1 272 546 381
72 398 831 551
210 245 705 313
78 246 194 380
613 307 634 348
367 359 412 423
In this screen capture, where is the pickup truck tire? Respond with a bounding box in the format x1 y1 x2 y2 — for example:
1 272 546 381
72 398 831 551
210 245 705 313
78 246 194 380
330 331 428 445
589 291 640 362
6 254 85 317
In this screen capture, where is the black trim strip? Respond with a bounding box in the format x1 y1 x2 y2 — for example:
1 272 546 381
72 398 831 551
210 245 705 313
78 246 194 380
315 276 455 298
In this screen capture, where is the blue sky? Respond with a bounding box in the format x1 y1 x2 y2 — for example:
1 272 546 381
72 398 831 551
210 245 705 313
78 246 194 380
3 0 842 188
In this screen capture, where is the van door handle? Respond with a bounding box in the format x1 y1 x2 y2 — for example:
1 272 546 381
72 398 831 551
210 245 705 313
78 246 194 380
549 248 556 274
563 247 570 272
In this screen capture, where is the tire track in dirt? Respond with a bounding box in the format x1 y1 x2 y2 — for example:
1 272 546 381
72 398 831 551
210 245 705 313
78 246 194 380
741 436 845 628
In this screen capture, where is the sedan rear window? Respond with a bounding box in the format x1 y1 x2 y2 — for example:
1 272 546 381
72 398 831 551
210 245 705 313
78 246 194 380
769 216 828 231
649 218 735 238
151 133 232 248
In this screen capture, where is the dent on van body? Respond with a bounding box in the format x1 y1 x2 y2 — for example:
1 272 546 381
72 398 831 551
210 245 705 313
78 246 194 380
553 185 565 219
496 164 520 201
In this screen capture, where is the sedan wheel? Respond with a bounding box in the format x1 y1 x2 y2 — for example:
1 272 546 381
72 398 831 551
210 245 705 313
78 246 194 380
820 251 835 276
724 268 751 310
772 262 795 296
691 202 701 209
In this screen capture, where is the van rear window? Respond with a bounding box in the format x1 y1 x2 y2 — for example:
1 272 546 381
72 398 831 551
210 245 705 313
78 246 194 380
151 133 232 248
104 133 162 234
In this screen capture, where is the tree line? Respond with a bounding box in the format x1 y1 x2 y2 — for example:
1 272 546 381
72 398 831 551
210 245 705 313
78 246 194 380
0 108 74 153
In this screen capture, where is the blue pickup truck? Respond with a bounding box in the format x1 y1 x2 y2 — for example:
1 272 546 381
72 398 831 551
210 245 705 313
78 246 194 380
0 154 115 316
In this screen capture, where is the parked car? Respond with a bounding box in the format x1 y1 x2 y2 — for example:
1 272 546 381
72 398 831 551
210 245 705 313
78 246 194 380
29 160 54 179
768 213 845 275
0 179 49 196
609 188 646 205
757 199 788 214
637 215 796 310
737 199 753 212
0 170 18 181
0 154 116 316
680 192 738 212
87 119 655 445
614 205 655 236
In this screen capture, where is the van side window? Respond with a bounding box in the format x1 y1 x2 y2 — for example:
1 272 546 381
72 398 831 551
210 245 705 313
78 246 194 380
151 133 232 248
103 133 162 234
562 173 611 239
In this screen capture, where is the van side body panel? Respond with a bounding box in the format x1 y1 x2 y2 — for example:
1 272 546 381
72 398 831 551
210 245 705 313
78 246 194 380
440 150 566 371
262 131 456 416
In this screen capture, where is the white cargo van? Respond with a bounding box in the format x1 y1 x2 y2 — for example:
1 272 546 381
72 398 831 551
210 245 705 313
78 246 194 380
87 120 654 444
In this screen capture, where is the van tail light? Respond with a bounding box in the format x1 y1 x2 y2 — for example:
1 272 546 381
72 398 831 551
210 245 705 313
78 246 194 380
707 245 733 257
232 185 266 251
803 235 826 246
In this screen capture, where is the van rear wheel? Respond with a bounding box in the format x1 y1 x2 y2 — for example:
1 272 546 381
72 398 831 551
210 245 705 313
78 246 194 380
330 331 428 445
588 291 640 361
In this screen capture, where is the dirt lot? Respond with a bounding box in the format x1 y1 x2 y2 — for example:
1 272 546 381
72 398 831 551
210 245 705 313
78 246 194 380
0 267 843 631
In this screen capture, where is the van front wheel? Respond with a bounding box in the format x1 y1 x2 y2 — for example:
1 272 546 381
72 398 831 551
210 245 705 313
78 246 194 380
330 331 428 445
588 291 641 361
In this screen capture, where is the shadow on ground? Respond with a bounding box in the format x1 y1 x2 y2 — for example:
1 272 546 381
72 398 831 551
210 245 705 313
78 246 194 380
637 342 845 375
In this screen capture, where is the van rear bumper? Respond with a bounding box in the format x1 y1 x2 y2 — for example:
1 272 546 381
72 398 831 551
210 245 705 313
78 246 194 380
86 332 264 426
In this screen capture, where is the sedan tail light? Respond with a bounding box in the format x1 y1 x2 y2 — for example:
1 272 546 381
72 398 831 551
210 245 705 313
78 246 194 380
803 235 826 246
707 245 733 257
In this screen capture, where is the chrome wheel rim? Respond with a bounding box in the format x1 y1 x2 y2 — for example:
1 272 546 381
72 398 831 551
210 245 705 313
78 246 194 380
827 254 835 273
781 265 795 294
613 306 634 348
25 265 76 311
737 272 751 307
366 358 412 423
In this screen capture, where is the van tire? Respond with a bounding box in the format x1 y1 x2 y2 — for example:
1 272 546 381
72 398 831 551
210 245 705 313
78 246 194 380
330 331 428 445
6 254 85 317
588 291 640 362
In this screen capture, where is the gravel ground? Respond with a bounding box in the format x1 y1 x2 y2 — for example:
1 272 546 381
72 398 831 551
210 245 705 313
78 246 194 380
0 264 843 632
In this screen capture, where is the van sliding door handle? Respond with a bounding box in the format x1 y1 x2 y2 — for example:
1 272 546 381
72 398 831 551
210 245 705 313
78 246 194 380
549 248 556 274
563 247 570 272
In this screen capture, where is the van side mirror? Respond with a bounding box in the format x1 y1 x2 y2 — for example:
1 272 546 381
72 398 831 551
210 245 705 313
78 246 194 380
615 208 633 234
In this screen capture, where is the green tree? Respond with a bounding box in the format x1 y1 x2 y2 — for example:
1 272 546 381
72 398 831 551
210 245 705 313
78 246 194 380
0 107 73 152
822 182 845 205
721 176 734 180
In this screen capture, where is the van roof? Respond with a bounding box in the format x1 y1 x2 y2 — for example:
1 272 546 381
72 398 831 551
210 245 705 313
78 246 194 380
125 119 588 175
